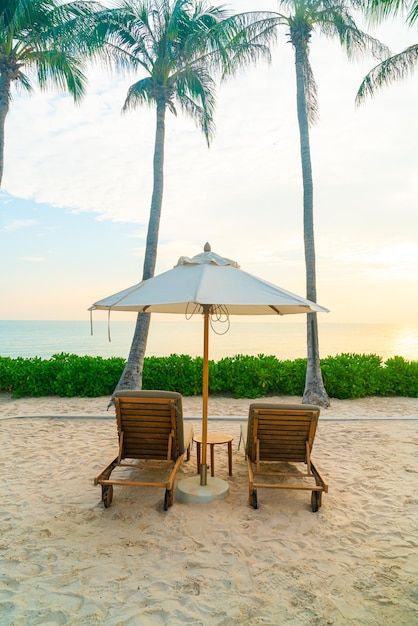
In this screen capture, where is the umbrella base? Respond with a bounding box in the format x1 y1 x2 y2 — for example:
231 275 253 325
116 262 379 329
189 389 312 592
176 476 229 504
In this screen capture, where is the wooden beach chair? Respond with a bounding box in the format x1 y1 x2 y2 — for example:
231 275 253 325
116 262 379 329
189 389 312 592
240 403 328 512
94 390 193 511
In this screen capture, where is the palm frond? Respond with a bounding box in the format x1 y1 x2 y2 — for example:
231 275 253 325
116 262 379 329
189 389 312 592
123 76 156 110
219 12 280 78
356 43 418 104
0 0 93 100
8 70 33 96
0 0 55 34
175 64 216 144
304 56 319 125
29 49 87 101
360 0 411 24
408 0 418 24
314 5 391 61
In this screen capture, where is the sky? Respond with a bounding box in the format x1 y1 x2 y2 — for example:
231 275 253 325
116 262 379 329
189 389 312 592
0 0 417 326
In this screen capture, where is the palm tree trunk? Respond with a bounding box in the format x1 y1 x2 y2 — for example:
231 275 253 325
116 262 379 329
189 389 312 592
114 98 166 392
0 72 11 188
294 44 329 407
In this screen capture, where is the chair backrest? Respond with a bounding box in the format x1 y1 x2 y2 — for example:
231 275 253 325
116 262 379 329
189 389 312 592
246 403 320 462
114 390 185 460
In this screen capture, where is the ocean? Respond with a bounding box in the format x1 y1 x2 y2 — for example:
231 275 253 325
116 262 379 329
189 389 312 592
0 320 417 362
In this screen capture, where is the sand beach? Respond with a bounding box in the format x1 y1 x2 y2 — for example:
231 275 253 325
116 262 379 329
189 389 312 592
1 394 418 625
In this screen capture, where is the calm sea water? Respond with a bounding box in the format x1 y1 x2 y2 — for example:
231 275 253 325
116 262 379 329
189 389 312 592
0 320 417 362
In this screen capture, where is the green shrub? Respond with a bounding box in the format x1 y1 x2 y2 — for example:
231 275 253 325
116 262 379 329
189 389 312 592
0 353 125 398
52 354 126 397
210 354 303 398
4 356 58 397
0 356 16 393
321 353 383 399
212 355 276 398
143 354 203 396
1 352 416 399
380 357 418 397
277 358 307 396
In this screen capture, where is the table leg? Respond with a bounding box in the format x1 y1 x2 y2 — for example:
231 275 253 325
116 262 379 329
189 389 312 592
196 442 201 474
228 440 233 476
210 444 215 477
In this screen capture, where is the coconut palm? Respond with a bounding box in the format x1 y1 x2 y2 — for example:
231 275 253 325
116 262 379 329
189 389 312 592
95 0 277 392
271 0 388 406
0 0 104 187
357 0 418 103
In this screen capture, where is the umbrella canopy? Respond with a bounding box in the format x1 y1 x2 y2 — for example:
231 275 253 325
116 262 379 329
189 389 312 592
91 244 329 485
93 248 328 316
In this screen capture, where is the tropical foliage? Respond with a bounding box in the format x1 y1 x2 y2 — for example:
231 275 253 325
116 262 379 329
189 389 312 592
357 0 418 102
0 0 103 187
1 352 417 399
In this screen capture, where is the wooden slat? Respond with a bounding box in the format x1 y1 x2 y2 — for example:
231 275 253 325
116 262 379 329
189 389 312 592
243 404 327 508
121 426 171 435
95 394 194 507
116 396 176 462
252 482 324 491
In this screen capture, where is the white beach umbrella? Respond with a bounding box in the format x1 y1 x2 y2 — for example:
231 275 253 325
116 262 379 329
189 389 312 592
91 243 329 489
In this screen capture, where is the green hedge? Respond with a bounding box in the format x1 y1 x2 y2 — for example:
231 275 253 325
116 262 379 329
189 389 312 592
0 354 126 398
0 352 417 399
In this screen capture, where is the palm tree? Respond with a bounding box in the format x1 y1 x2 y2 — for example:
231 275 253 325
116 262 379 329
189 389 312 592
271 0 388 406
0 0 103 188
357 0 418 102
94 0 277 392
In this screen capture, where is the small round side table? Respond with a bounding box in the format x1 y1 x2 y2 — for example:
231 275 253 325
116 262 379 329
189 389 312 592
193 433 233 477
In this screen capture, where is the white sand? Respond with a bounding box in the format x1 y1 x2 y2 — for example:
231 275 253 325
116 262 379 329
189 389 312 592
1 394 418 625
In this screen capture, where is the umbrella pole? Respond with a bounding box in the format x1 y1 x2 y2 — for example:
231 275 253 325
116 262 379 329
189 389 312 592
200 308 210 486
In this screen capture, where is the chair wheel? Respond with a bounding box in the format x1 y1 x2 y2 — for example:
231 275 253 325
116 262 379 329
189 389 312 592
252 488 258 509
311 490 320 512
164 489 170 511
103 485 113 508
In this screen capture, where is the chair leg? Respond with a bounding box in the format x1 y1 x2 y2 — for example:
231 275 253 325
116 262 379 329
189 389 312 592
246 455 256 507
228 440 233 476
210 444 215 477
311 490 320 513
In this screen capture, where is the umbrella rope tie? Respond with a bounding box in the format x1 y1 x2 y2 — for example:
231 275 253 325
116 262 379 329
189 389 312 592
210 306 230 336
185 302 203 320
185 303 231 336
107 310 112 342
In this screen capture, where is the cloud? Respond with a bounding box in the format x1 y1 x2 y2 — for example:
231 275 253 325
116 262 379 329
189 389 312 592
3 219 37 232
0 6 416 325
